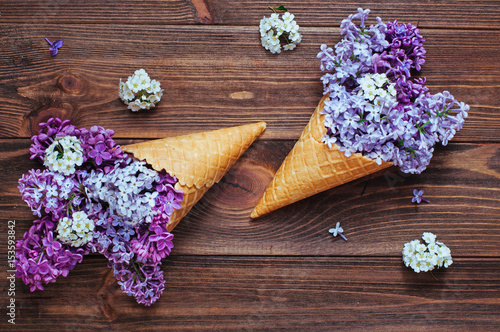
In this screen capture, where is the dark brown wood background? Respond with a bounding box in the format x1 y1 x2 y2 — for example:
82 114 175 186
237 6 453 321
1 1 499 330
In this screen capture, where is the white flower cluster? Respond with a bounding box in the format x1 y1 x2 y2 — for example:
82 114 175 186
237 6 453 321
85 158 160 226
44 136 84 176
357 73 397 106
56 211 95 247
403 232 453 273
119 69 163 112
259 12 302 54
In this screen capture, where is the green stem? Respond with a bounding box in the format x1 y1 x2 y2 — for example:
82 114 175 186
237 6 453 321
436 107 449 118
268 5 287 13
356 115 368 126
417 120 431 134
132 260 146 282
56 142 64 160
280 32 291 44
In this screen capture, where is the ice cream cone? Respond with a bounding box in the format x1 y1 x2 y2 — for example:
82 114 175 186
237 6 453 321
251 95 392 218
122 122 266 230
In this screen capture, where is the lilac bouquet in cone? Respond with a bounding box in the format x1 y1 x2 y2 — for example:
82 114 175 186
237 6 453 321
16 116 267 304
15 118 184 306
316 8 469 173
252 9 469 218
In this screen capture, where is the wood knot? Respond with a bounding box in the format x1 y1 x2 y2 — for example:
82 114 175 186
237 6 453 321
191 0 213 24
210 164 273 211
26 107 69 135
58 75 82 93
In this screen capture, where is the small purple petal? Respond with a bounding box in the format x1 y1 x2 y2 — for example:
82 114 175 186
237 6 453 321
49 47 59 56
88 150 98 158
53 40 63 48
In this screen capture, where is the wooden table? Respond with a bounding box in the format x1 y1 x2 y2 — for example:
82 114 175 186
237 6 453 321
1 1 499 330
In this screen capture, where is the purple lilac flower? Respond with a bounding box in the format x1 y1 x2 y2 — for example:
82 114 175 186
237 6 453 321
79 125 126 172
30 118 80 163
412 189 429 204
316 9 469 174
131 224 174 264
41 231 62 257
18 169 79 219
45 38 63 56
88 143 112 166
112 260 165 306
14 216 87 292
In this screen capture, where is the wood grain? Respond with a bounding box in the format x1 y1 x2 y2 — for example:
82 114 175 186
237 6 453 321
0 0 498 29
0 25 498 141
1 255 499 330
3 140 499 257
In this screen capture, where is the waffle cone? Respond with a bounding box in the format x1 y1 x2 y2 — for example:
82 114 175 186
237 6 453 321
251 95 392 218
122 122 266 230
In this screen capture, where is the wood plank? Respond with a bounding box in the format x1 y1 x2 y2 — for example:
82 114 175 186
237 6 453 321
0 0 203 24
0 0 498 29
1 255 499 330
0 25 498 141
3 139 499 257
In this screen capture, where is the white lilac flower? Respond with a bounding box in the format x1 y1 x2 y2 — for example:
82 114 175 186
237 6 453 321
44 135 84 176
259 7 302 54
357 73 396 105
56 211 94 247
86 158 160 226
119 69 163 112
402 232 452 273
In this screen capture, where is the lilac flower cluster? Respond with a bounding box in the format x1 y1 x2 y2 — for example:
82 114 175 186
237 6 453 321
317 9 469 174
15 215 87 292
18 169 81 219
29 118 124 172
16 118 184 306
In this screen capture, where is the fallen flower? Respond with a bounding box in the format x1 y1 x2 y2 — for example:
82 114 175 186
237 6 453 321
45 38 63 56
412 189 429 204
119 69 163 112
329 222 347 241
402 232 452 273
259 5 302 54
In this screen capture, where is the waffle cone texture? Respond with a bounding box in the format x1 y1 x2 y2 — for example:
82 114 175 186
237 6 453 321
251 95 392 218
122 122 266 231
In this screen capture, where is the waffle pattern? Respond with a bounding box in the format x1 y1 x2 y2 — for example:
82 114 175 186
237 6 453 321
251 96 392 218
166 183 209 232
123 122 266 189
122 122 266 230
